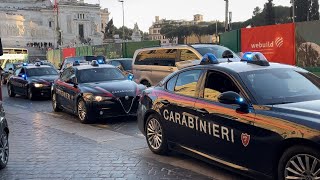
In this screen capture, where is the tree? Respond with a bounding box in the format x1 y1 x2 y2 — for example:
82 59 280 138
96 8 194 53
310 0 320 20
104 19 115 39
160 25 177 44
114 26 133 40
253 6 261 16
295 0 311 22
265 0 275 25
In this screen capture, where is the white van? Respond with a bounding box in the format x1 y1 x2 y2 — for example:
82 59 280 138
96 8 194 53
132 44 240 86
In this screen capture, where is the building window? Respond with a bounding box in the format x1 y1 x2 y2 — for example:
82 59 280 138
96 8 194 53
78 13 85 20
153 30 157 34
49 21 52 28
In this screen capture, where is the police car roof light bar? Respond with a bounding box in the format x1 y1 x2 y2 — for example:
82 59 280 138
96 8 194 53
200 53 219 65
73 60 81 66
22 62 28 66
91 60 99 67
241 52 270 66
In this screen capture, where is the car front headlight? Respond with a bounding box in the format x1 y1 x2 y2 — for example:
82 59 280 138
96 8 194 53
34 83 44 88
83 93 113 102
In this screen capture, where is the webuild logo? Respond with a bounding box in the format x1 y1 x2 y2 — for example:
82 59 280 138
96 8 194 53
250 37 284 49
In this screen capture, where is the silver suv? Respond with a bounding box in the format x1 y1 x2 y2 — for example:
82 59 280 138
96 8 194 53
132 44 240 87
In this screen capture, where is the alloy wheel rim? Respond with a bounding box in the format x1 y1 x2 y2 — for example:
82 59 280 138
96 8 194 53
146 118 162 150
285 154 320 180
52 94 57 109
0 133 9 165
78 101 86 121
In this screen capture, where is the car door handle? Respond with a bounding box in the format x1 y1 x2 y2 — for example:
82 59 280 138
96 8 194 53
196 108 209 115
160 100 170 105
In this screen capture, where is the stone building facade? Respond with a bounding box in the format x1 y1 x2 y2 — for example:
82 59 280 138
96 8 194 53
148 15 204 46
0 0 109 48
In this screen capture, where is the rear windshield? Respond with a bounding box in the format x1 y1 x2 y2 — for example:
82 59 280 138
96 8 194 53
120 60 132 70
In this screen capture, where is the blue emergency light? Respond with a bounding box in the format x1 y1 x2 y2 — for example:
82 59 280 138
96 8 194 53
200 53 219 65
98 59 104 64
241 52 270 66
128 74 134 81
22 63 28 66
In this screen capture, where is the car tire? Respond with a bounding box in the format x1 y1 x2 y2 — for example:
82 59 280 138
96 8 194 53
277 145 320 180
28 87 34 100
145 114 168 155
141 80 151 87
0 131 9 170
7 84 15 97
52 93 62 112
77 98 92 124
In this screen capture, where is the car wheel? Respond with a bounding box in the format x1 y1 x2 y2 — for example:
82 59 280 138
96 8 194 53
142 81 151 87
7 84 15 97
28 87 34 100
0 131 9 170
52 93 62 112
145 114 168 155
77 98 92 124
278 146 320 180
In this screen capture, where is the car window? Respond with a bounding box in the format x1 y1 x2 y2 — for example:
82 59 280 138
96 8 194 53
20 68 25 75
134 49 177 66
174 70 202 97
166 75 178 92
180 49 200 61
61 68 73 82
111 61 122 67
203 71 240 102
14 68 21 76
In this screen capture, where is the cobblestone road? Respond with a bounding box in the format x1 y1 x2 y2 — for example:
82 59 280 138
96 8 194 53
0 87 248 180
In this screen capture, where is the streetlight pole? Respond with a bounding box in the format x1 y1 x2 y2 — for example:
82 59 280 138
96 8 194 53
224 0 229 32
119 0 125 42
291 0 295 22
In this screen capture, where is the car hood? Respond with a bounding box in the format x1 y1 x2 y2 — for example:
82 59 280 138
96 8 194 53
29 75 59 84
270 100 320 130
80 80 143 97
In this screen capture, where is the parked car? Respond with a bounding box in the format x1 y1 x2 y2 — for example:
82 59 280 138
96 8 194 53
1 62 21 85
52 60 146 123
138 52 320 180
7 63 59 100
0 102 9 170
106 58 133 75
132 44 240 87
59 56 106 71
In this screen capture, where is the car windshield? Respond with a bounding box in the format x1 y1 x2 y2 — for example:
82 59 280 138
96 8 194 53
27 67 59 77
78 67 125 83
119 60 132 70
193 45 240 60
240 68 320 105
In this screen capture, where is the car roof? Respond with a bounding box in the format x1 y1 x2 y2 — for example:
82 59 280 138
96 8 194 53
107 58 132 61
74 64 115 70
25 65 53 69
189 61 300 73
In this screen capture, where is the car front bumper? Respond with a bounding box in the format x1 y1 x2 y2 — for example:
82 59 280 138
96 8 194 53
87 96 139 119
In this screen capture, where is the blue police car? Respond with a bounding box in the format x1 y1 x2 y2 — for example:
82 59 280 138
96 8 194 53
137 52 320 180
51 60 146 123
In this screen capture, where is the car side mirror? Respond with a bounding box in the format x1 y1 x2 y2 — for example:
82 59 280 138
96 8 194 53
71 76 78 86
218 91 246 106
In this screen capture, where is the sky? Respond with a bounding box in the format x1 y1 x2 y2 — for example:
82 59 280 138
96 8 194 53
85 0 292 32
